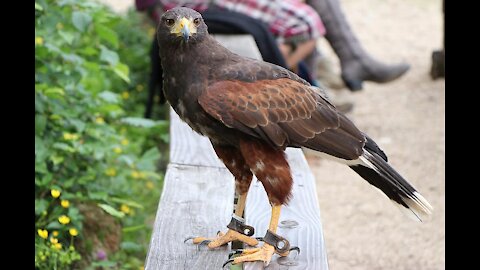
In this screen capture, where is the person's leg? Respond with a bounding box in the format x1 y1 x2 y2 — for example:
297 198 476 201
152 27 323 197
307 0 410 91
282 40 317 73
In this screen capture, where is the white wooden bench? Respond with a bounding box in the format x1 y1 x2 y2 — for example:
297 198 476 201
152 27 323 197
145 35 329 270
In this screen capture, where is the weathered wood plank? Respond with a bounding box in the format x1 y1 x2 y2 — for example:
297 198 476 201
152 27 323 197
145 164 235 269
169 110 224 168
147 34 329 270
244 149 329 270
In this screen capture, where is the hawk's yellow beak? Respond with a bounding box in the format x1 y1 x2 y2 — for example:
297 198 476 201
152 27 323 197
172 17 196 42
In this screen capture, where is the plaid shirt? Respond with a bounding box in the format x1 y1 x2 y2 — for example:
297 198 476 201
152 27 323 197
136 0 325 43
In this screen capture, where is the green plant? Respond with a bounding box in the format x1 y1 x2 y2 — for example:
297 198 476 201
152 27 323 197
35 1 167 269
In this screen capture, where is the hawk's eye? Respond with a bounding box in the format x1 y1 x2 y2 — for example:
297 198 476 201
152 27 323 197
193 18 201 26
165 19 175 26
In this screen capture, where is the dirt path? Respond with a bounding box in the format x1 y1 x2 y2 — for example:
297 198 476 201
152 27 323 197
306 0 445 269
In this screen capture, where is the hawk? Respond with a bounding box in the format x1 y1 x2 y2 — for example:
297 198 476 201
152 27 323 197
156 7 432 266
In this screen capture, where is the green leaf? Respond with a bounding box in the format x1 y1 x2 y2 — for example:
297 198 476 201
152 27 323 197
35 175 53 187
58 0 76 6
35 115 47 135
98 91 119 103
122 225 145 233
80 46 98 56
118 155 134 167
159 133 169 143
69 119 86 132
44 87 65 99
95 24 119 48
98 203 125 218
35 136 48 162
112 63 130 83
88 191 108 201
50 155 64 165
68 207 81 220
46 221 62 230
120 117 159 128
120 241 142 252
143 171 163 180
35 2 43 11
100 46 119 66
58 31 75 45
137 147 160 171
98 104 124 116
72 11 92 32
91 261 116 268
35 160 47 174
35 199 48 215
53 142 76 153
110 197 144 209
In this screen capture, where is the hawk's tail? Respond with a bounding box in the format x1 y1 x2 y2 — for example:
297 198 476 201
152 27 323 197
349 143 433 222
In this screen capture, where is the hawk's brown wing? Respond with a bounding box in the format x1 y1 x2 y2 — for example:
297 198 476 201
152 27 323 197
198 78 366 160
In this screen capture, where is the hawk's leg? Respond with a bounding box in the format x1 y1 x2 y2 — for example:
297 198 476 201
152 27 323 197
185 144 259 248
223 139 297 266
226 204 297 266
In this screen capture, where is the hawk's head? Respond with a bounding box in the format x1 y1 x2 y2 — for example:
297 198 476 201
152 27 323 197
157 7 208 45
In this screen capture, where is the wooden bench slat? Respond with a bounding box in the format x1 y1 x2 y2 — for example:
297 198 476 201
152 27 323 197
146 34 329 270
145 163 235 269
170 111 224 168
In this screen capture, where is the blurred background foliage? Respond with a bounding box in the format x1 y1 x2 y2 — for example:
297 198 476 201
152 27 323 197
35 0 167 268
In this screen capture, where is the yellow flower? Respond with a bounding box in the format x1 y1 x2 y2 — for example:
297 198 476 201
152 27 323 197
146 181 154 190
61 200 70 208
121 91 130 99
51 189 61 198
113 147 122 154
58 215 70 225
131 170 146 179
35 36 44 46
56 23 64 30
131 170 140 179
105 168 117 177
148 27 155 37
53 231 59 237
121 139 129 146
37 229 48 239
136 84 144 92
95 117 105 124
63 132 79 141
120 204 131 214
69 228 78 237
54 243 62 250
50 237 58 244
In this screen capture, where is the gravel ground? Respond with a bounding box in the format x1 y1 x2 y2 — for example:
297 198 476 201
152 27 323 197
306 0 445 269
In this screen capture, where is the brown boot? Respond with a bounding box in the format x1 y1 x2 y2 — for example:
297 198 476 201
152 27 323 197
307 0 410 91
